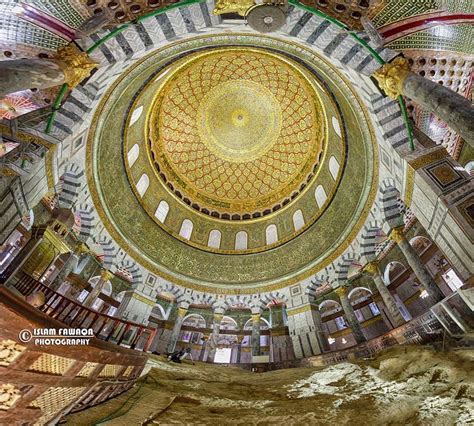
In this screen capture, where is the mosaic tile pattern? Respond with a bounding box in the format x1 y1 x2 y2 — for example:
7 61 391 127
387 24 474 55
32 0 87 28
0 13 67 51
371 0 438 27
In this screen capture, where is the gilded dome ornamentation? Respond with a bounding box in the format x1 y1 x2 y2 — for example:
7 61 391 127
89 34 375 291
149 49 324 218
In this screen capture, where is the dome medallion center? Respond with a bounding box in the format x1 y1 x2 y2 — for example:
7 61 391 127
198 80 282 163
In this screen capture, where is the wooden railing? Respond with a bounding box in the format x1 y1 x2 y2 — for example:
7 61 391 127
304 309 444 367
0 287 148 424
9 273 157 352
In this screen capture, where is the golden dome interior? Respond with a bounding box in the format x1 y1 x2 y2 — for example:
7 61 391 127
149 49 324 216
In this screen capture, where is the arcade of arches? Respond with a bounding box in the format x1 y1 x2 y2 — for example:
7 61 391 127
0 0 473 424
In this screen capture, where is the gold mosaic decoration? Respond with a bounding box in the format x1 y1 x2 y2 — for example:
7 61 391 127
87 34 377 293
98 364 121 378
76 362 98 378
149 49 323 215
29 386 87 424
28 353 75 376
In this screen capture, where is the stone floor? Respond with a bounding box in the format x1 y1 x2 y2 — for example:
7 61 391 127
63 345 473 425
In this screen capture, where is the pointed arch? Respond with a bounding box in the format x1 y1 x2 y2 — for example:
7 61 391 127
58 163 84 209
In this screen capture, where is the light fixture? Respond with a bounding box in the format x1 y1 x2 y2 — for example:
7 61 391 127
327 336 335 344
341 338 347 344
419 290 429 299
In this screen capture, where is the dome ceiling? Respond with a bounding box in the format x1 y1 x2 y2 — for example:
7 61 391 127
149 49 326 220
87 33 377 293
148 49 324 218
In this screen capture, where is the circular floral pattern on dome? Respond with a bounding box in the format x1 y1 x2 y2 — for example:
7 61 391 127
149 49 324 218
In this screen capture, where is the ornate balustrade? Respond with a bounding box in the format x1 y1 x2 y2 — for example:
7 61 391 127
7 273 157 352
304 309 445 366
0 286 149 424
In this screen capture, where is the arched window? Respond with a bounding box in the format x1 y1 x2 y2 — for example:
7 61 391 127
329 156 339 180
179 219 193 240
265 224 278 245
315 185 327 208
383 261 406 285
292 209 304 231
154 200 169 223
332 116 342 138
127 144 139 167
464 160 474 175
235 231 248 250
136 174 149 197
129 105 143 127
208 229 222 248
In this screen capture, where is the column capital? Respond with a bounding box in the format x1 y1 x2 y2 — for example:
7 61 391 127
364 261 380 276
54 44 97 88
75 242 89 255
251 313 261 322
100 269 114 281
177 306 188 318
334 286 348 297
389 226 406 244
372 57 411 100
213 312 224 323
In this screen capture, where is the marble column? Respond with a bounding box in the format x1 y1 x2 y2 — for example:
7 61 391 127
166 305 188 353
236 335 244 363
3 238 42 285
373 57 474 146
0 44 96 97
50 252 79 291
389 227 444 302
250 309 261 357
82 269 113 309
335 286 367 344
207 310 224 362
365 262 406 327
199 333 210 361
310 304 330 352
